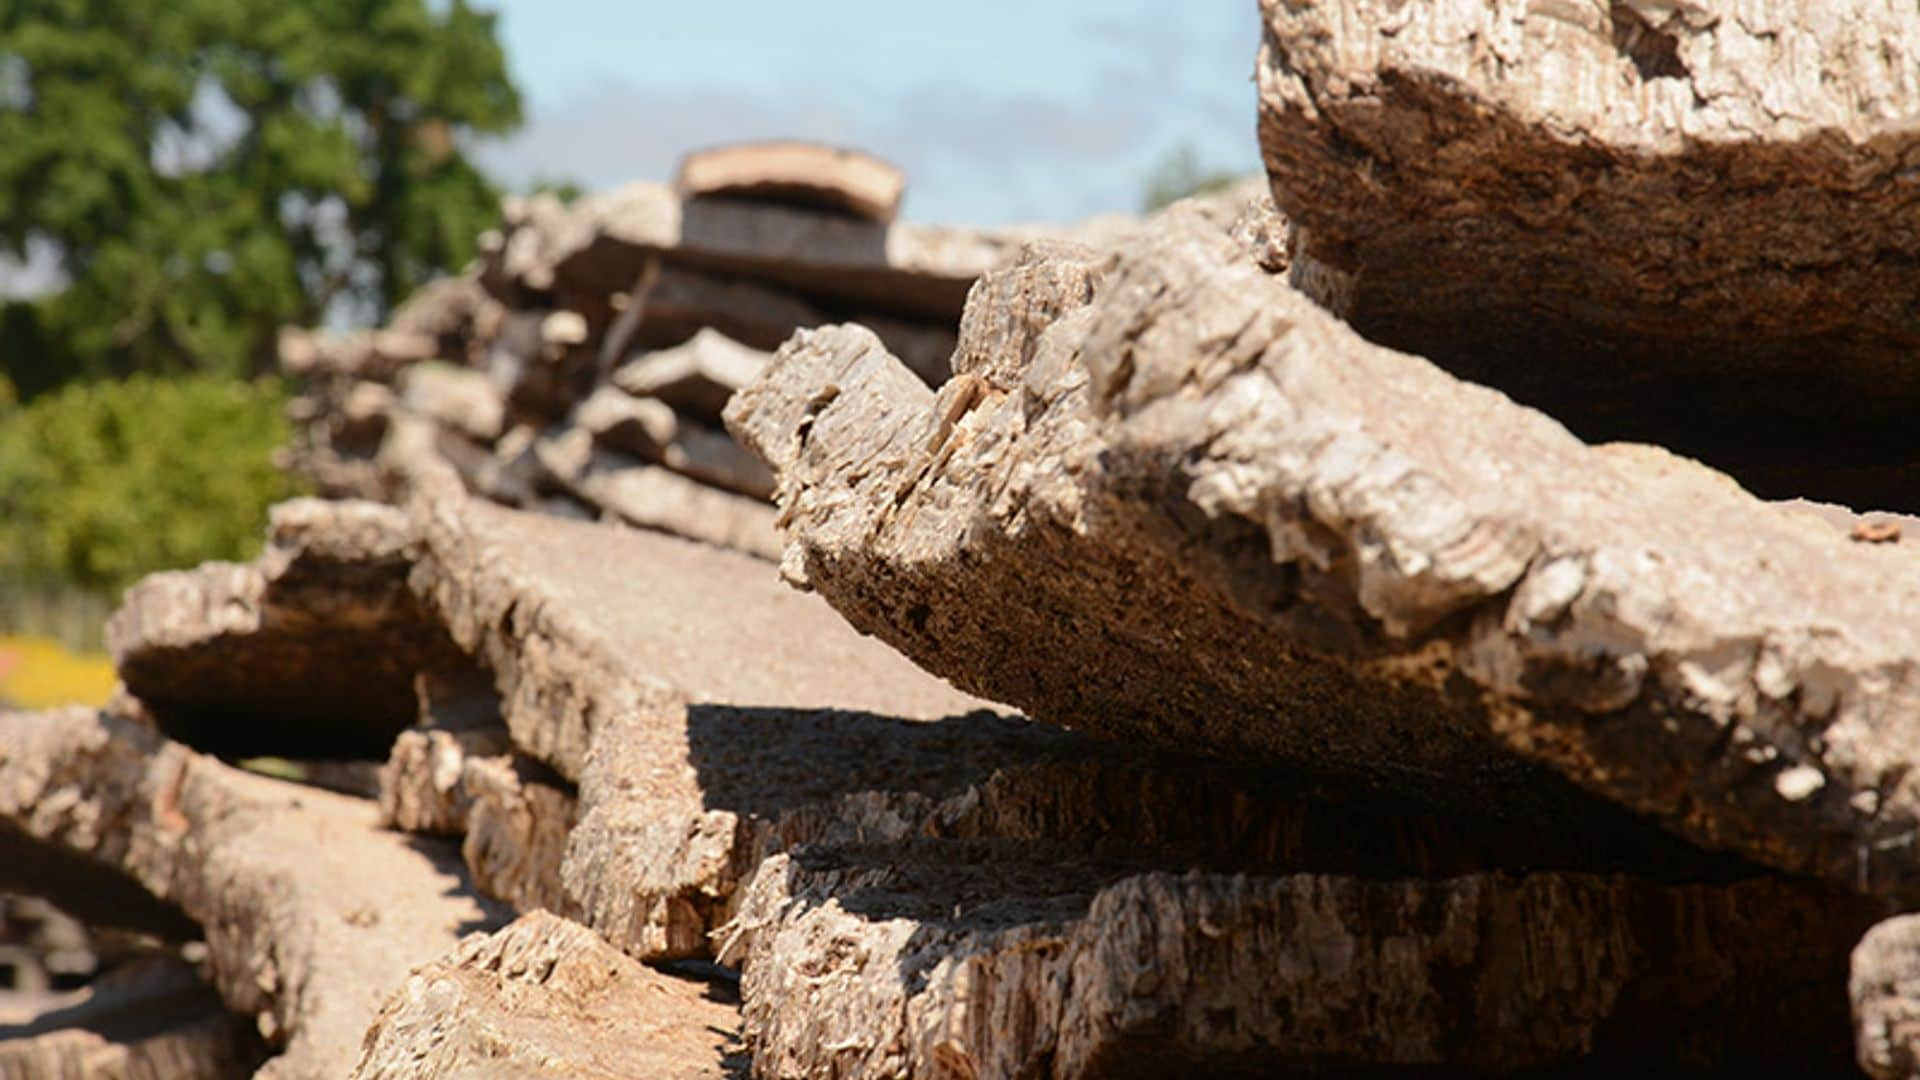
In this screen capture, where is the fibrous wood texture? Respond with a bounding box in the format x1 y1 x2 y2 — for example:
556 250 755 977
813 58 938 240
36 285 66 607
1256 0 1920 509
106 499 473 758
623 272 959 389
725 204 1920 901
403 455 1768 988
675 141 906 224
351 911 741 1079
0 954 265 1080
528 427 782 559
376 677 576 915
0 707 505 1078
739 845 1868 1077
487 182 1029 321
1852 913 1920 1079
404 466 1009 956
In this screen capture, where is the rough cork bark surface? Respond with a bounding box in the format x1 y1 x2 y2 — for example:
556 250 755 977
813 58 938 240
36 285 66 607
1774 499 1919 551
1256 0 1920 509
1852 913 1920 1079
398 364 505 444
404 464 984 782
486 181 1029 321
674 141 906 225
106 499 473 758
0 955 266 1079
725 204 1920 901
26 94 1920 1073
574 385 774 500
454 756 576 916
377 676 576 915
378 726 514 837
0 706 506 1079
405 455 1767 976
738 843 1870 1077
613 328 773 423
402 466 1030 956
351 911 742 1079
625 273 958 389
529 428 784 560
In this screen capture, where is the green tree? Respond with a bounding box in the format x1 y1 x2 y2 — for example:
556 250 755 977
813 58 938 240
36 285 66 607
0 1 521 397
1141 143 1241 212
0 374 299 593
525 175 585 204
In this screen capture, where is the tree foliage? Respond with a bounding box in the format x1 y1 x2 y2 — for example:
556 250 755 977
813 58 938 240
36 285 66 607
0 374 300 593
1141 143 1242 212
0 0 521 396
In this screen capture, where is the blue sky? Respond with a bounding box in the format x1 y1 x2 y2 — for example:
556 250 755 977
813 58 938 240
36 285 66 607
472 1 1263 226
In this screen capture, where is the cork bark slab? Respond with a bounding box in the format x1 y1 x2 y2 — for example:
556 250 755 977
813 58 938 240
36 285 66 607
0 954 265 1079
0 706 507 1079
107 499 474 759
613 329 773 426
623 278 958 391
1851 913 1920 1079
403 467 1032 957
521 424 780 560
405 455 1758 970
352 911 742 1079
573 386 774 500
1256 0 1920 509
674 141 906 225
737 841 1871 1076
484 182 1031 321
725 203 1920 901
377 677 575 916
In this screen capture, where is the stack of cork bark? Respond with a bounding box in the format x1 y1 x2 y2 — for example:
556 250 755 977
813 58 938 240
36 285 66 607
275 141 1154 563
12 2 1920 1076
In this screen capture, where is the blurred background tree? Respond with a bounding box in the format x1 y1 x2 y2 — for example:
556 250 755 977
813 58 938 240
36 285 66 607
0 373 297 664
0 1 522 666
0 0 522 398
1141 142 1241 212
0 374 296 591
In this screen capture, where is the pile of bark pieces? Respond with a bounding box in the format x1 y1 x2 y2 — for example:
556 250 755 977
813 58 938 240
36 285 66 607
277 142 1155 565
15 2 1920 1073
15 447 1888 1077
